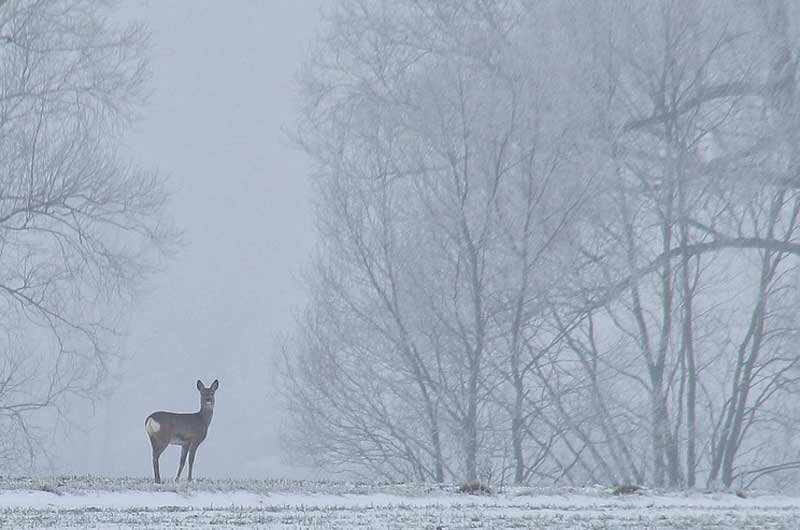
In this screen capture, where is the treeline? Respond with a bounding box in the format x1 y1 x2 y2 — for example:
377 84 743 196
287 0 800 490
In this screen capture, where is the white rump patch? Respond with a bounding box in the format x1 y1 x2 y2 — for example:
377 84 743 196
145 417 160 434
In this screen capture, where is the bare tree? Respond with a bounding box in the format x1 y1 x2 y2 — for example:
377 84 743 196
558 0 800 488
0 0 175 469
286 0 588 483
290 0 800 490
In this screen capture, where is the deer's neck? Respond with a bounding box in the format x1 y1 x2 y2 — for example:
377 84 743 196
199 407 214 425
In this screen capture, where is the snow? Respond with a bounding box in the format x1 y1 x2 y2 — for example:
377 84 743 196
2 480 800 528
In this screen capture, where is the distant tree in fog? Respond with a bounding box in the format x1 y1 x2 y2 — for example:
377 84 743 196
289 0 800 491
553 0 800 490
0 0 175 470
286 0 590 484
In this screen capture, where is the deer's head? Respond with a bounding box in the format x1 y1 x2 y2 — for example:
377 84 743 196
197 379 219 410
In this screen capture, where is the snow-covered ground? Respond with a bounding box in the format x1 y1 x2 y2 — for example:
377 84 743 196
1 477 799 528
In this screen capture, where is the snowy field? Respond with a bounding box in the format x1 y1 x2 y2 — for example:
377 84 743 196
0 477 799 529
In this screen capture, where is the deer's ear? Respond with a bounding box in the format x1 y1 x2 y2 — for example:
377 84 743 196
197 379 205 391
210 379 219 391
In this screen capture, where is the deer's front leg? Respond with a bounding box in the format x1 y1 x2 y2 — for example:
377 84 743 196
187 443 199 481
176 444 189 480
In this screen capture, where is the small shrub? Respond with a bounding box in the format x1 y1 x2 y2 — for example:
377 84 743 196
457 481 493 495
612 484 643 495
37 483 63 496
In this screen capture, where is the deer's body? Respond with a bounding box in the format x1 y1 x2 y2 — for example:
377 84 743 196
145 379 218 483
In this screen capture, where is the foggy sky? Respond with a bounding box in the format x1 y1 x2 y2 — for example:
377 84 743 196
60 1 322 480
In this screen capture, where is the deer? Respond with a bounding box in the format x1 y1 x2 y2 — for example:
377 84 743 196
145 379 219 483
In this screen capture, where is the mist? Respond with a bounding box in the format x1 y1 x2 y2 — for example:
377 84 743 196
56 1 322 479
5 0 800 500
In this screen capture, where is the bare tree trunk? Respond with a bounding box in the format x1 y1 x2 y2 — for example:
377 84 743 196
462 215 484 484
679 217 698 488
509 314 526 484
708 192 795 488
719 264 770 487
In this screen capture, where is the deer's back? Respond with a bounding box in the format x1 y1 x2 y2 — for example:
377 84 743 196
146 411 208 445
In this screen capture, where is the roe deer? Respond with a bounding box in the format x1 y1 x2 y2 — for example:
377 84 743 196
145 379 219 483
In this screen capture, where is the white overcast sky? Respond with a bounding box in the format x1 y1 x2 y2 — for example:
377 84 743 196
59 1 323 480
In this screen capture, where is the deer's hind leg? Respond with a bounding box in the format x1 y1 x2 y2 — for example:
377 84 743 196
150 438 168 484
